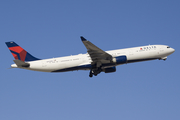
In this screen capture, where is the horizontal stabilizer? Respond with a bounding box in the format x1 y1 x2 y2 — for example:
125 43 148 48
13 59 30 67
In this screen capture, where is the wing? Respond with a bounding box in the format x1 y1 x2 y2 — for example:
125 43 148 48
81 36 112 67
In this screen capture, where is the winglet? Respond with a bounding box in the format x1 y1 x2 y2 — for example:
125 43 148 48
80 36 87 41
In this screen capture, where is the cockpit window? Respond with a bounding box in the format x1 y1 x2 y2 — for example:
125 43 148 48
167 46 170 48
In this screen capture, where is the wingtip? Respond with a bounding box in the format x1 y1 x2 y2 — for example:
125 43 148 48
80 36 87 41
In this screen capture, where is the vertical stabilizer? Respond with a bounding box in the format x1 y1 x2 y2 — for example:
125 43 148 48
5 41 40 62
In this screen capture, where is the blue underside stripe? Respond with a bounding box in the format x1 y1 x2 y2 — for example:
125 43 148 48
127 58 157 63
52 58 158 73
52 64 92 72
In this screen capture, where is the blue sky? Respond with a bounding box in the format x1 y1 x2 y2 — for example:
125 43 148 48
0 0 180 120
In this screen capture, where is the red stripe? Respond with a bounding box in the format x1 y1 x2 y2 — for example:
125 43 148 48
12 53 18 59
19 50 27 61
9 46 24 53
9 46 27 61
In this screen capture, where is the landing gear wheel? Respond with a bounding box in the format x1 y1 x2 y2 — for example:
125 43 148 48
89 74 93 77
89 70 93 78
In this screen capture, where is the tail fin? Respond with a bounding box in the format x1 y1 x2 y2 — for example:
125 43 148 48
5 41 40 62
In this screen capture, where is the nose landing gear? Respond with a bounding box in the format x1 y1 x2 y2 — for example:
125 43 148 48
159 56 167 61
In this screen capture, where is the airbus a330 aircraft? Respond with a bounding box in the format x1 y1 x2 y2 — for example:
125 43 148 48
6 36 175 77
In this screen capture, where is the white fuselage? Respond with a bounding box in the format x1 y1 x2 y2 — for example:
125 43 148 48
11 45 175 72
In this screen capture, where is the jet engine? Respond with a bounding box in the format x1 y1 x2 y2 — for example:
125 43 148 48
104 66 116 73
112 55 127 64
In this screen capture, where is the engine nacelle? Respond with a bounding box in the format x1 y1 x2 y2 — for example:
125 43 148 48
104 67 116 73
112 55 127 64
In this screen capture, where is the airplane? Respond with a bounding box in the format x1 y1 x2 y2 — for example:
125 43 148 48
5 36 175 77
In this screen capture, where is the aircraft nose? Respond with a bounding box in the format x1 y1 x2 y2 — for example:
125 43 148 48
169 48 175 55
171 48 175 53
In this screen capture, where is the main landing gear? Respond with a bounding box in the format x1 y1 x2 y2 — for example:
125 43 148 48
89 71 93 77
89 67 102 77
